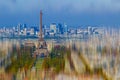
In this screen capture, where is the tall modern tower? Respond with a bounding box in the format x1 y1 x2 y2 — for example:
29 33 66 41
34 10 48 58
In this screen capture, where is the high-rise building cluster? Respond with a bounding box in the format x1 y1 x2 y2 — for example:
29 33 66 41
0 23 104 38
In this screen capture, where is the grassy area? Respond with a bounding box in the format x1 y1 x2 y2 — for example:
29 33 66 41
41 45 66 73
5 46 35 74
42 57 65 73
35 58 44 70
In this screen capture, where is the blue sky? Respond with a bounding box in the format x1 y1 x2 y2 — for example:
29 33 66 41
0 0 120 27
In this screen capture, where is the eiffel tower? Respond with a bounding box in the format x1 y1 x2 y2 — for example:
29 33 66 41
34 11 48 58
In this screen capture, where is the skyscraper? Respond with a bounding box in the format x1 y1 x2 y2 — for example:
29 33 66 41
63 23 68 34
50 23 57 34
58 23 64 34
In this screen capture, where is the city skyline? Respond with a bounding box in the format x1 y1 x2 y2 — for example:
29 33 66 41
0 0 120 27
1 1 120 80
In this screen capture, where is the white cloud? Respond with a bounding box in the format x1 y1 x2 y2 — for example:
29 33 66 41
0 0 120 14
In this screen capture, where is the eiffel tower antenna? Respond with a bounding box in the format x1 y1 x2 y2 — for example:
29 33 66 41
39 10 43 41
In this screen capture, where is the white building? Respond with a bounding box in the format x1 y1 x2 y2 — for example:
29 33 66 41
50 23 57 34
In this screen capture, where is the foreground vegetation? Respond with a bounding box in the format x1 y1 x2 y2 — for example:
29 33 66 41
40 45 65 73
5 45 66 75
5 45 35 74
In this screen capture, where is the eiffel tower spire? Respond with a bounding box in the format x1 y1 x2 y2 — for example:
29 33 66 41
39 10 43 41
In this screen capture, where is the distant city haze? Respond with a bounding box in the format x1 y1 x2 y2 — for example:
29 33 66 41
0 0 120 27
